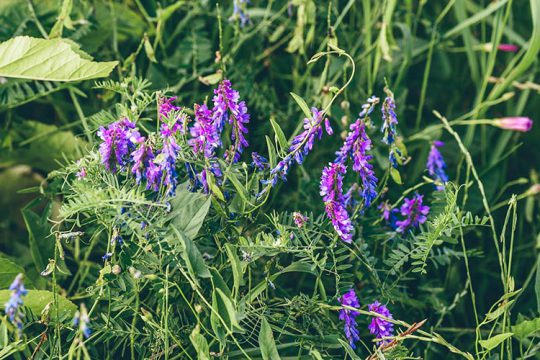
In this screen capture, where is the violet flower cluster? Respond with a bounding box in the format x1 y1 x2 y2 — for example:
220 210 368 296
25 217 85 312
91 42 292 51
395 194 430 233
338 289 360 349
292 212 308 228
4 274 27 334
426 140 448 190
368 301 394 343
98 118 139 172
212 79 250 163
381 87 401 167
320 162 353 243
263 107 332 190
335 115 378 208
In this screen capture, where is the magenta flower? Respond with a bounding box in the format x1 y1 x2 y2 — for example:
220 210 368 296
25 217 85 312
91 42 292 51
426 140 448 190
493 117 533 132
190 103 220 158
497 44 519 53
320 163 353 243
159 96 181 119
251 152 268 171
368 301 394 343
131 140 161 191
395 194 430 233
338 289 360 349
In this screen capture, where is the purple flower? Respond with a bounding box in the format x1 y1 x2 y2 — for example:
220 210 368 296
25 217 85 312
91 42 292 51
426 141 448 190
158 123 181 193
131 139 160 190
335 116 378 208
320 163 353 243
190 103 220 158
98 119 140 172
212 80 250 163
497 43 519 52
230 0 250 27
4 274 27 333
292 212 308 228
73 303 91 338
395 194 430 233
381 89 398 145
102 252 113 261
368 301 394 343
251 152 268 171
291 107 332 165
493 117 533 132
262 108 332 193
338 289 360 349
159 96 181 120
76 160 87 179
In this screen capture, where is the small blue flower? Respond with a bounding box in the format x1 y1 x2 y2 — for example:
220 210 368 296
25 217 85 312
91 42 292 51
4 274 27 334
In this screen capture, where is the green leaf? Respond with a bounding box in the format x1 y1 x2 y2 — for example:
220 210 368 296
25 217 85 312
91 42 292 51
0 289 76 322
259 317 281 360
478 332 513 351
225 244 244 297
512 317 540 339
189 326 210 360
534 256 540 312
21 202 54 274
143 34 157 63
0 258 25 289
390 167 402 184
211 288 243 345
289 92 312 119
0 36 117 82
171 228 211 280
49 0 73 39
269 116 289 153
167 184 211 240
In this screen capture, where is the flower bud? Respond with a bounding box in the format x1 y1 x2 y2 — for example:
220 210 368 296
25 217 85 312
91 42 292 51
493 117 533 132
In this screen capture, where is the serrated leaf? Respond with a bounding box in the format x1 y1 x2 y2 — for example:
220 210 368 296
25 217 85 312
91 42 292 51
0 36 117 82
259 317 281 360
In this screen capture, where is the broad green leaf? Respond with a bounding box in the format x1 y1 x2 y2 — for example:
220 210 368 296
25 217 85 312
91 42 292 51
226 170 250 203
0 258 25 289
0 289 76 322
210 267 232 298
171 229 211 280
289 92 312 119
167 184 211 240
478 332 513 351
189 326 210 360
0 36 117 82
512 317 540 339
259 317 281 360
211 288 243 345
390 167 402 184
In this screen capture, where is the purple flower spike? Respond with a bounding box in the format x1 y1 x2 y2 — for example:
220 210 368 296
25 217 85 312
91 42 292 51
159 96 181 119
98 119 140 172
212 79 250 163
159 123 181 193
291 107 333 165
335 114 378 208
4 274 27 334
426 141 448 190
368 301 394 343
320 163 353 243
251 152 268 171
131 139 160 190
381 88 401 167
395 194 430 233
293 212 308 228
338 289 360 349
73 304 91 339
190 103 220 158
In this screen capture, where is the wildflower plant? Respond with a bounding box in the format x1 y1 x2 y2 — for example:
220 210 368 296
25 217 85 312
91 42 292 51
1 2 538 360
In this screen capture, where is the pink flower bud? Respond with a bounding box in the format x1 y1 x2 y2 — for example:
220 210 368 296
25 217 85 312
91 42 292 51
497 44 519 53
493 117 533 132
